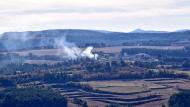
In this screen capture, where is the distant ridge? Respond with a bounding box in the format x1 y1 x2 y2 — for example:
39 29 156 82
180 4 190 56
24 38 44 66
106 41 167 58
1 28 190 35
0 29 190 51
175 29 190 32
130 29 169 33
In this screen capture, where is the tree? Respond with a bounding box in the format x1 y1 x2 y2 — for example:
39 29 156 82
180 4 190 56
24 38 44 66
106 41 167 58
0 78 16 87
0 88 67 107
169 92 190 107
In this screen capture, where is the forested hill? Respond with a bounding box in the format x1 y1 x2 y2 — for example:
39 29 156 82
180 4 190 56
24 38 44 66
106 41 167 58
0 29 190 51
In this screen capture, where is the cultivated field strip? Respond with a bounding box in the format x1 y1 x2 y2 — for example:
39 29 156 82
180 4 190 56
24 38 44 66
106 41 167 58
56 88 164 106
53 78 190 107
92 98 164 106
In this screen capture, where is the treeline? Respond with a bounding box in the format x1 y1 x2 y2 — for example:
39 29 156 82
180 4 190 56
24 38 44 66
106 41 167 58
84 70 189 81
121 48 190 57
42 70 189 84
122 40 174 46
134 60 190 69
52 82 93 91
43 72 83 83
0 63 51 74
0 58 88 74
134 61 159 69
84 60 127 72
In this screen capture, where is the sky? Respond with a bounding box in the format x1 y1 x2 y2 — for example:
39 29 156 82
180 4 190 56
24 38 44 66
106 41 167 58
0 0 190 33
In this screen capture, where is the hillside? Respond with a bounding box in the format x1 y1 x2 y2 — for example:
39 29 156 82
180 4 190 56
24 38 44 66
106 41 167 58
0 29 190 51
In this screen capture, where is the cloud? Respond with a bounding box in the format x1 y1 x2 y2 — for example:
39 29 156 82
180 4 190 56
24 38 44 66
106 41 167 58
0 0 189 33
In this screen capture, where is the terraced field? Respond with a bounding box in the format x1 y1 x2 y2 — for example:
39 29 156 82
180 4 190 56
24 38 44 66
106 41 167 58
50 78 190 107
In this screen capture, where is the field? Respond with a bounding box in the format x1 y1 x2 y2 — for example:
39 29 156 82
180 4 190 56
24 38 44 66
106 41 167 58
93 46 184 53
51 78 190 107
81 80 164 94
0 45 185 65
2 46 184 56
173 70 190 76
25 60 64 64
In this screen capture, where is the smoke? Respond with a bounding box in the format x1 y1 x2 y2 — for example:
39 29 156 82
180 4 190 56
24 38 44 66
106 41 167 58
81 47 98 59
0 30 98 60
54 37 98 60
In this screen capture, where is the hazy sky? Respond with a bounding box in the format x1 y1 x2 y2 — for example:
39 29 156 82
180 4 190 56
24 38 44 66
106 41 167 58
0 0 190 33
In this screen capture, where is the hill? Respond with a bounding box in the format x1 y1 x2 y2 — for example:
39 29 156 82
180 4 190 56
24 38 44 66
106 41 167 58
0 29 190 51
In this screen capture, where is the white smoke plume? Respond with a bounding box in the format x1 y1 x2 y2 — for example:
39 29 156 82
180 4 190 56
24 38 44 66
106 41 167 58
0 30 98 60
54 37 98 60
81 47 98 59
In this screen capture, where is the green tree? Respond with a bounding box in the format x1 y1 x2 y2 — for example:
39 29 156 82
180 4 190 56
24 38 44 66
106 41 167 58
0 88 67 107
169 92 190 107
